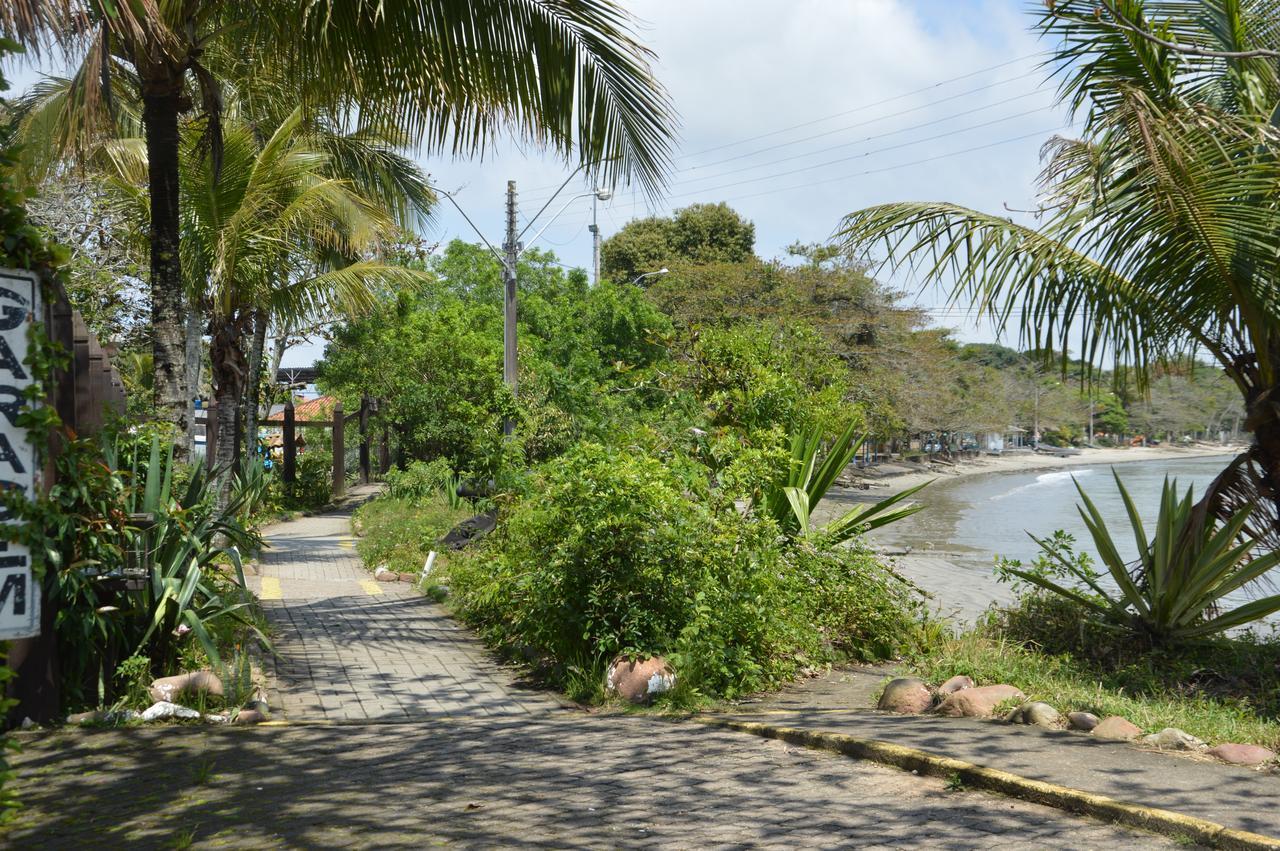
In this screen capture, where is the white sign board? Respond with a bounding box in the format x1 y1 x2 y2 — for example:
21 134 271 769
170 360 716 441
0 269 40 639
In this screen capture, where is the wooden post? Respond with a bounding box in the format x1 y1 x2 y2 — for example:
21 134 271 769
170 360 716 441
379 426 390 475
282 398 296 490
358 394 370 485
332 400 345 500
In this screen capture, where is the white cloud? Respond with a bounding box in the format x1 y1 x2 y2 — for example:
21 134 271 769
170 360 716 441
3 2 1075 363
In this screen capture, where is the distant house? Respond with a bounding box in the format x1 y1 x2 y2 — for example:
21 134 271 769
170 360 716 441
977 426 1028 454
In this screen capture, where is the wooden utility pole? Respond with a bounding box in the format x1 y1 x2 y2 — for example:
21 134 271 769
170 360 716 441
332 400 345 499
282 398 296 493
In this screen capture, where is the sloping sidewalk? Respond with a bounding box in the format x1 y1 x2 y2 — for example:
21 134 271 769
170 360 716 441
711 667 1280 841
249 488 562 722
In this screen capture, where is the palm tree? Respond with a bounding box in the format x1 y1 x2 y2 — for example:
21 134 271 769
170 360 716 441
2 0 676 456
836 0 1280 543
101 105 431 503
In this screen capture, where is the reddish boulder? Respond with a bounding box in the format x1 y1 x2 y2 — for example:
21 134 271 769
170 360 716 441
606 657 676 703
937 675 974 696
398 572 418 583
934 684 1025 718
1207 743 1276 766
234 709 266 725
876 678 933 714
149 670 224 704
1092 716 1143 741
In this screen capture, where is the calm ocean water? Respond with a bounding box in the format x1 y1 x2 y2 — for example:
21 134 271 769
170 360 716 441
877 454 1240 570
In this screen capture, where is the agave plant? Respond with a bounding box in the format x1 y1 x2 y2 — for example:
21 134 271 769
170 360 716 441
1007 471 1280 643
105 434 269 673
757 422 929 543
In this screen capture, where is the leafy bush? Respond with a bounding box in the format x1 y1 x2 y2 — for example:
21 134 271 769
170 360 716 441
14 429 268 710
354 497 471 575
384 458 457 503
1001 472 1280 643
288 449 333 510
447 442 928 700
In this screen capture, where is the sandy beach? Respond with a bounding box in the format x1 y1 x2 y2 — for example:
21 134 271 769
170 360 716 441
847 443 1242 498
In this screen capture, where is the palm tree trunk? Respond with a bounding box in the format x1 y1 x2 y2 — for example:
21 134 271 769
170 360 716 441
142 85 190 459
209 311 250 511
243 309 268 457
184 305 203 447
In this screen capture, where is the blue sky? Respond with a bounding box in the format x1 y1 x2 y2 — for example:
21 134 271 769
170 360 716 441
4 1 1072 365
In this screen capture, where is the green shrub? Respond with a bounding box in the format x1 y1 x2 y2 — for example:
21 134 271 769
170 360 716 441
384 458 455 501
354 497 471 575
288 450 332 509
447 442 928 700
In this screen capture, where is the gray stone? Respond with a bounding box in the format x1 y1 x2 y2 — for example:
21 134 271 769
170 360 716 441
1005 701 1061 728
937 675 973 696
1067 711 1100 732
66 710 102 725
877 678 933 714
141 701 201 722
1092 716 1143 741
1143 727 1206 751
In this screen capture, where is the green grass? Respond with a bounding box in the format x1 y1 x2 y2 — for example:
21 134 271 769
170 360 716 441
911 631 1280 750
353 496 472 576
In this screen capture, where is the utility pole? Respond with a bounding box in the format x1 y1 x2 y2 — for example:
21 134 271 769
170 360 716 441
502 181 519 433
590 190 602 286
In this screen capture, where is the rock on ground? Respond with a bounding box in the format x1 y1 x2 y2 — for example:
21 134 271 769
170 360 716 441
141 701 201 722
1092 716 1143 741
149 670 224 704
1067 711 1100 732
1006 701 1061 728
937 675 974 696
934 684 1025 718
877 678 933 714
1207 743 1276 766
1143 728 1206 751
606 657 676 703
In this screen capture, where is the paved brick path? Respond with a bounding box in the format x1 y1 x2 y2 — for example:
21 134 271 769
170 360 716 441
251 494 560 721
6 716 1182 849
0 497 1192 848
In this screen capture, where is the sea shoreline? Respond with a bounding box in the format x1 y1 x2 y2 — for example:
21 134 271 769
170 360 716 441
846 443 1242 498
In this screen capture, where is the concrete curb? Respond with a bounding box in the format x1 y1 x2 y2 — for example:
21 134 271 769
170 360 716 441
697 716 1280 850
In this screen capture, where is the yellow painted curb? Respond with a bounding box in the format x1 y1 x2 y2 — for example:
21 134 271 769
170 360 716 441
697 717 1280 850
359 579 383 596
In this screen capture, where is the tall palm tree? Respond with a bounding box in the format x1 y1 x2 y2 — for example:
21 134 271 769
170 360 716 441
836 0 1280 542
101 105 431 502
2 0 676 457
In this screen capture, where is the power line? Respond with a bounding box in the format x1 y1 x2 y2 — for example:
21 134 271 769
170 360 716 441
661 125 1068 208
518 52 1049 198
522 85 1050 206
659 103 1055 194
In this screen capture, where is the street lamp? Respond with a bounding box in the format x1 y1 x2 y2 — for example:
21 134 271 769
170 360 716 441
632 267 669 287
589 188 612 286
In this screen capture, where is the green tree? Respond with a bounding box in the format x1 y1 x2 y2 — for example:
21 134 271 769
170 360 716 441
601 202 754 282
101 106 430 501
837 0 1280 534
4 0 676 453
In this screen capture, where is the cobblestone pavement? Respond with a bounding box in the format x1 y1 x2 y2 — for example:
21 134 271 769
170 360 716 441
5 714 1185 849
2 498 1186 847
250 495 560 721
